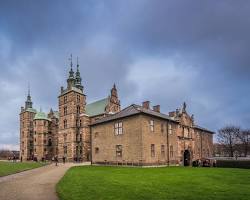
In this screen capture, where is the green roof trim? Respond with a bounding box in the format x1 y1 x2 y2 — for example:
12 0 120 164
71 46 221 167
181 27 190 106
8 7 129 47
86 98 109 117
34 111 50 121
26 108 37 113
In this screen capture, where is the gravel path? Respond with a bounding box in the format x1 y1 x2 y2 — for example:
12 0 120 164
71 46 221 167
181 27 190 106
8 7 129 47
0 162 90 200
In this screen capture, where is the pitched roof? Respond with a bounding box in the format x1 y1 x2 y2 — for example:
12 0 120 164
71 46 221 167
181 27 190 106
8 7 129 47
34 112 50 121
194 125 214 134
86 98 109 117
59 86 83 96
91 104 214 134
25 108 37 113
91 104 176 125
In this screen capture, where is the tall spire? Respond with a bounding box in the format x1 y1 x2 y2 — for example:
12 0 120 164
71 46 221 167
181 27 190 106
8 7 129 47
67 54 75 89
68 54 74 78
75 56 83 91
25 83 33 109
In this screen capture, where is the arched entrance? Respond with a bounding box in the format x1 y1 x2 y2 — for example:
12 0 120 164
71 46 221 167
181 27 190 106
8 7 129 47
184 150 191 166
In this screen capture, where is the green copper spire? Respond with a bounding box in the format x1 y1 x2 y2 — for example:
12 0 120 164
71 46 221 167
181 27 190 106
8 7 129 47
67 54 75 89
25 83 33 109
75 56 83 91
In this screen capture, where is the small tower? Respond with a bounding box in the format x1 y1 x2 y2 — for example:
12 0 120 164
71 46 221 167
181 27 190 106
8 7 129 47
75 57 84 91
67 54 75 89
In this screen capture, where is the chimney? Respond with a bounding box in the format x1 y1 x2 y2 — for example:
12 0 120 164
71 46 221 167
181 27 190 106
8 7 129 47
142 101 150 109
153 105 160 112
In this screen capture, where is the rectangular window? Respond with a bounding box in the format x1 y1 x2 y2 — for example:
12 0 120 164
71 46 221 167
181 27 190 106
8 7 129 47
114 122 123 135
170 145 174 158
150 120 154 132
64 146 67 154
64 96 67 103
95 147 99 154
151 144 155 157
161 123 164 133
77 106 80 114
64 106 67 115
77 95 80 103
168 124 172 134
161 145 165 156
116 145 122 157
64 120 67 129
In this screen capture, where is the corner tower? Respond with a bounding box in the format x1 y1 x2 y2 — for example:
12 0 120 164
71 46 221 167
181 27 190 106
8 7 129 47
58 56 88 161
20 87 36 161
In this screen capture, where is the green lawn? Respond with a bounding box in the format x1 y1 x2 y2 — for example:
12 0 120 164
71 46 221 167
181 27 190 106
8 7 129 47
57 166 250 200
0 161 45 177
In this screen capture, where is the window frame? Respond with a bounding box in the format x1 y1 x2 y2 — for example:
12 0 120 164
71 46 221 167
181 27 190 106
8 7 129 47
116 145 122 157
150 120 154 132
151 144 155 157
114 122 123 135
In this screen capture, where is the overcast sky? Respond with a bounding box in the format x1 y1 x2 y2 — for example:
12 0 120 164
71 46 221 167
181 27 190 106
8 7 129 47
0 0 250 150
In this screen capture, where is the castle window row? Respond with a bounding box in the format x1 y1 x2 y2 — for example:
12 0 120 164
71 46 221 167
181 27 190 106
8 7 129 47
95 144 175 159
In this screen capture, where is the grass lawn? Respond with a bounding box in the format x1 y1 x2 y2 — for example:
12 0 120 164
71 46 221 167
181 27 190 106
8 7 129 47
0 161 46 177
57 166 250 200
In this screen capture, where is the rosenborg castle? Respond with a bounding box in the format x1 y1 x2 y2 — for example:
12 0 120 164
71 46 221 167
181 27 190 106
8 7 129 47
20 59 214 166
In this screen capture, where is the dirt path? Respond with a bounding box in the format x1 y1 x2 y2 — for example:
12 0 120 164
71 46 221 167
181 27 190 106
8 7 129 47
0 162 90 200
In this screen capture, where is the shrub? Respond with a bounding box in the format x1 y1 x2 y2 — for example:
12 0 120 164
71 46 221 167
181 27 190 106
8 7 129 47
216 160 250 169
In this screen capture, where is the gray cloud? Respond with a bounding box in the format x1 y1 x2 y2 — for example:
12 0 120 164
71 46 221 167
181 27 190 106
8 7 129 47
0 0 250 149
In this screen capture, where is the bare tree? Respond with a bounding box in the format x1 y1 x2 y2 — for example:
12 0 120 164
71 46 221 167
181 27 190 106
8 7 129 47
217 126 240 157
237 129 250 157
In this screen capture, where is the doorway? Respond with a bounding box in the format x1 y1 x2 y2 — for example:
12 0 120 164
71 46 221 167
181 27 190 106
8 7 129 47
184 150 191 166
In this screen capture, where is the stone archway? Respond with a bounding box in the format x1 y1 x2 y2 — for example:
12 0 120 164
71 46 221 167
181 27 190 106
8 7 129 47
184 150 191 166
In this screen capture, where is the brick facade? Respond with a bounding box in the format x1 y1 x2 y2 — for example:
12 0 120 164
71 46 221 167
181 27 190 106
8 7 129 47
19 60 213 166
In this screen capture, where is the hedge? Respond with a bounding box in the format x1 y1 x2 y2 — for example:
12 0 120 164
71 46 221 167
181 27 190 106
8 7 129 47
216 160 250 169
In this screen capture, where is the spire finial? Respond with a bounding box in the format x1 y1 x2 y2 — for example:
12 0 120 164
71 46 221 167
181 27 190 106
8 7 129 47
77 56 79 71
28 82 30 96
69 54 73 70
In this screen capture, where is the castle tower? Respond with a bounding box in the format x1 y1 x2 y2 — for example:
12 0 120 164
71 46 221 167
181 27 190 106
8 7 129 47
33 111 50 161
58 56 88 161
20 87 36 161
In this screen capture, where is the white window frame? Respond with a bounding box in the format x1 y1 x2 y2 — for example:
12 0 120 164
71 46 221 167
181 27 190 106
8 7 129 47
114 122 123 135
168 123 172 134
